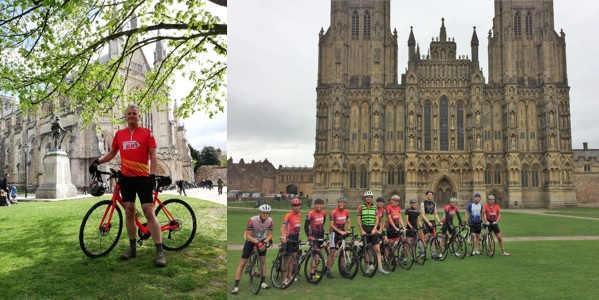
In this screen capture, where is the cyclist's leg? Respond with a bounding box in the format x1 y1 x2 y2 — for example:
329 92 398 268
119 176 138 241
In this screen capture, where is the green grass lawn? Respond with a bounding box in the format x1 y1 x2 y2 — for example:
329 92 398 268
228 206 599 299
0 195 226 299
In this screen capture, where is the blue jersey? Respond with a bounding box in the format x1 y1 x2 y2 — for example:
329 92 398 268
466 202 483 224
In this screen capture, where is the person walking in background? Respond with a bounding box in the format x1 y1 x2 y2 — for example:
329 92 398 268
1 173 8 196
217 176 224 195
177 180 187 196
10 185 17 204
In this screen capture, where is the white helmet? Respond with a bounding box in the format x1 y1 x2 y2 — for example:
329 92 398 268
258 204 271 212
364 190 374 197
391 195 401 200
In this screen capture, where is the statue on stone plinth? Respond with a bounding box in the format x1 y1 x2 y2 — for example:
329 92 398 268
51 116 68 150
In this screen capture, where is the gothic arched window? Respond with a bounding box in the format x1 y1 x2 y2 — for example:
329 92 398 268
424 102 431 150
387 167 395 185
363 11 371 37
440 97 448 151
398 165 405 185
514 12 522 37
349 167 357 188
531 167 539 187
359 167 368 189
525 11 533 36
351 10 359 37
457 101 464 150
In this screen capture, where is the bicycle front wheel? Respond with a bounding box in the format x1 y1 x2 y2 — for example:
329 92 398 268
359 245 377 278
397 241 414 270
338 246 358 279
155 199 197 251
486 233 496 257
304 251 325 284
248 254 263 295
382 243 396 272
431 237 447 261
450 235 467 259
413 238 427 266
79 200 123 258
271 253 296 289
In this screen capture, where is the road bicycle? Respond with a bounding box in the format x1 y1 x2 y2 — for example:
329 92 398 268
409 224 446 265
246 241 271 295
379 228 413 272
347 230 378 278
297 239 327 284
270 241 297 289
79 168 197 258
480 223 496 257
443 222 468 259
326 228 359 279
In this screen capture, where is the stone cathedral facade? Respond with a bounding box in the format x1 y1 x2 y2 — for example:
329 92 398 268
313 0 576 208
1 20 194 194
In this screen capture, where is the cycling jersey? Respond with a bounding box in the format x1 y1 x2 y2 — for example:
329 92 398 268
330 208 350 232
421 200 436 215
283 211 302 239
246 216 273 241
442 204 461 223
405 207 420 229
306 209 327 237
385 204 402 228
466 202 483 224
484 204 500 223
376 206 384 229
112 126 157 177
358 203 376 226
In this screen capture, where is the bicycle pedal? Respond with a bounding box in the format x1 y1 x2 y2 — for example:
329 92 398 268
137 240 143 246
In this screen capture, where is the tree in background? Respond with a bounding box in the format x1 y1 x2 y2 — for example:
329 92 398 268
0 0 227 125
188 144 201 174
199 146 220 166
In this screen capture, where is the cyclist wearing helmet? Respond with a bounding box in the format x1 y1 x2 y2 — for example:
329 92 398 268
231 204 273 294
465 193 484 255
483 195 511 256
404 199 421 248
441 197 463 249
304 198 327 281
357 191 389 275
375 197 386 236
281 197 303 284
326 196 351 279
420 190 442 257
385 195 406 244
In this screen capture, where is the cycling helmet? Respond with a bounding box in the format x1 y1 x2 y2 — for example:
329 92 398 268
89 181 106 197
450 197 457 203
409 198 418 203
376 197 385 202
291 198 302 206
487 195 496 200
258 204 271 213
364 191 374 197
314 198 324 205
337 196 346 202
391 195 400 201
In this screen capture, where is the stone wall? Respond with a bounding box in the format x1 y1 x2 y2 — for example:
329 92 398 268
573 173 599 207
196 165 226 185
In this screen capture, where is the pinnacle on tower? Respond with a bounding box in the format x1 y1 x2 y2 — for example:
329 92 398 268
440 18 447 42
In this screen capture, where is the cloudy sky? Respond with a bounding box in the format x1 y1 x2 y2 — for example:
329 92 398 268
228 0 599 167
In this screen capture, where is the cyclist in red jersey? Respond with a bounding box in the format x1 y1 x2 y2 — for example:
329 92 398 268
375 197 386 241
89 105 165 267
304 198 326 281
483 195 510 256
440 197 463 251
385 195 406 245
326 196 351 279
281 198 303 284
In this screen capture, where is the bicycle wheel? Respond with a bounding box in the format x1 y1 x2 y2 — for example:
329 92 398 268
431 237 447 261
397 241 414 270
486 233 496 257
480 233 487 254
359 245 377 277
248 254 262 294
271 252 296 289
79 200 123 258
304 250 325 284
413 238 427 266
382 243 396 272
154 199 196 251
450 235 467 259
338 246 358 279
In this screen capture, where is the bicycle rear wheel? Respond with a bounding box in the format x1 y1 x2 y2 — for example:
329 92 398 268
338 246 358 279
382 243 396 272
79 200 123 258
359 245 377 277
486 234 496 257
304 251 325 284
155 199 196 251
248 254 263 294
431 237 447 261
271 253 296 289
450 235 467 259
413 238 427 266
397 241 414 270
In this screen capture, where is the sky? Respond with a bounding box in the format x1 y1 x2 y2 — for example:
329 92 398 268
228 0 599 168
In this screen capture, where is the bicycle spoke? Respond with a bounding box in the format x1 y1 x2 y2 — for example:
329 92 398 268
155 199 196 251
79 200 122 258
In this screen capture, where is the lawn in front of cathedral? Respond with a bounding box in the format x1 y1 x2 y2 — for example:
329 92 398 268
0 195 226 299
227 205 599 299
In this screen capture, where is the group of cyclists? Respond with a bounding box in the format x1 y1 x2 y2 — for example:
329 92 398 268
231 189 511 295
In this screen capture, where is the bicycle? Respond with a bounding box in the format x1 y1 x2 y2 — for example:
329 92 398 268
410 224 446 264
348 230 378 278
444 223 468 259
246 241 271 295
270 241 297 289
326 227 359 279
297 239 327 284
380 227 413 272
79 168 197 258
480 223 496 257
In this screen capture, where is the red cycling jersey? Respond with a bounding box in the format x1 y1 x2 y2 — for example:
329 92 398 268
442 204 460 222
283 211 302 238
329 208 350 232
484 204 500 222
111 126 157 177
385 204 402 228
306 209 327 236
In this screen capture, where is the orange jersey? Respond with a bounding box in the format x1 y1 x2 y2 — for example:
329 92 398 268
483 204 500 222
329 208 350 232
112 127 157 177
283 211 302 238
306 209 327 236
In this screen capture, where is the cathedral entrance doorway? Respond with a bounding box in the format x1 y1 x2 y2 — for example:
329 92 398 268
434 177 454 207
286 185 298 197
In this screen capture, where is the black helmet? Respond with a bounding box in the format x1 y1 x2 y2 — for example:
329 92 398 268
314 198 324 204
89 181 106 197
376 197 385 202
